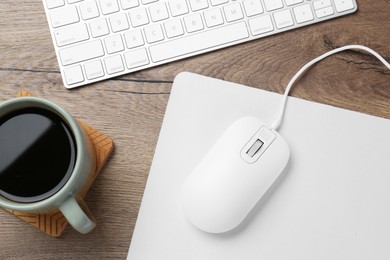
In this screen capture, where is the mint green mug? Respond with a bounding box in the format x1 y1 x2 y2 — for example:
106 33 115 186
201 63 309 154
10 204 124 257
0 97 96 234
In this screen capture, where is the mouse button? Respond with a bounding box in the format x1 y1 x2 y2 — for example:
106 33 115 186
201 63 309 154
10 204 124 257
240 127 276 164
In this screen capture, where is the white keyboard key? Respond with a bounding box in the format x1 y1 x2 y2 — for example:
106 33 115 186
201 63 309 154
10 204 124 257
149 22 249 62
84 60 105 79
121 0 139 9
224 3 244 22
189 0 209 11
334 0 354 12
55 23 89 47
243 0 263 17
313 0 331 10
168 0 189 17
124 29 145 48
129 7 149 27
99 0 120 15
80 1 100 20
263 0 283 11
64 65 84 85
68 0 83 3
90 18 109 37
285 0 303 6
248 14 273 35
59 40 104 65
104 34 125 54
274 9 293 29
210 0 228 6
164 19 185 38
46 0 65 9
50 6 80 28
109 13 130 32
184 13 204 33
144 24 164 43
149 2 169 22
124 48 149 69
142 0 158 4
204 8 224 28
316 6 334 18
293 4 314 24
104 55 125 74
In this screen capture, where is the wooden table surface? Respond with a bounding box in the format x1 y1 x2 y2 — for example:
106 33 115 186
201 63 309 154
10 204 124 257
0 0 389 259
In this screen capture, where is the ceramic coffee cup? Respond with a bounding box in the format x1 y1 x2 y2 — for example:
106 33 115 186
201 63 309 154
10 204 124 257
0 96 96 234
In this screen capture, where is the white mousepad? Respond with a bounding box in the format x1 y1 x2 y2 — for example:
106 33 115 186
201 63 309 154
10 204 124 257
127 72 390 260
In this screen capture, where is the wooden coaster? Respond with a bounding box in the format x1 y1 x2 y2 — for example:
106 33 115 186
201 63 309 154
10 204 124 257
2 91 114 237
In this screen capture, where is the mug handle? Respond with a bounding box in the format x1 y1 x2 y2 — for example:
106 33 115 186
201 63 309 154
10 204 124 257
59 196 96 234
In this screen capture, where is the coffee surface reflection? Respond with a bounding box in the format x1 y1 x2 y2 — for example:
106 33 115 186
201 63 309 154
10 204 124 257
0 108 76 203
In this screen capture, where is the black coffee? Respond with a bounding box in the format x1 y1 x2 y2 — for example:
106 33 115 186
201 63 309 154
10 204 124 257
0 107 76 203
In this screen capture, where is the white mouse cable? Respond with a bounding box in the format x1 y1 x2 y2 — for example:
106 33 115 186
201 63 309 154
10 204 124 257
271 45 390 130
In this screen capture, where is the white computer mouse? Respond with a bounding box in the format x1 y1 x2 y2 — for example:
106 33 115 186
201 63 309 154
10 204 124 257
182 117 290 234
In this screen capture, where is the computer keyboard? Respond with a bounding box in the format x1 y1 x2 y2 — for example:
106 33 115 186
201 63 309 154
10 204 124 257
42 0 358 89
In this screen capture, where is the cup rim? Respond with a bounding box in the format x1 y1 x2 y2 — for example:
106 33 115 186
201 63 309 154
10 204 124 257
0 97 87 211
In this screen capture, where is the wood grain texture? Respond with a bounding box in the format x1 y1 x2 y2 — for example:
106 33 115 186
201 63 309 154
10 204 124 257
0 0 389 259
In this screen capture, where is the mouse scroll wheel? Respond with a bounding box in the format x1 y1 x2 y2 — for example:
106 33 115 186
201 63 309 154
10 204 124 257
240 127 276 164
246 139 264 158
